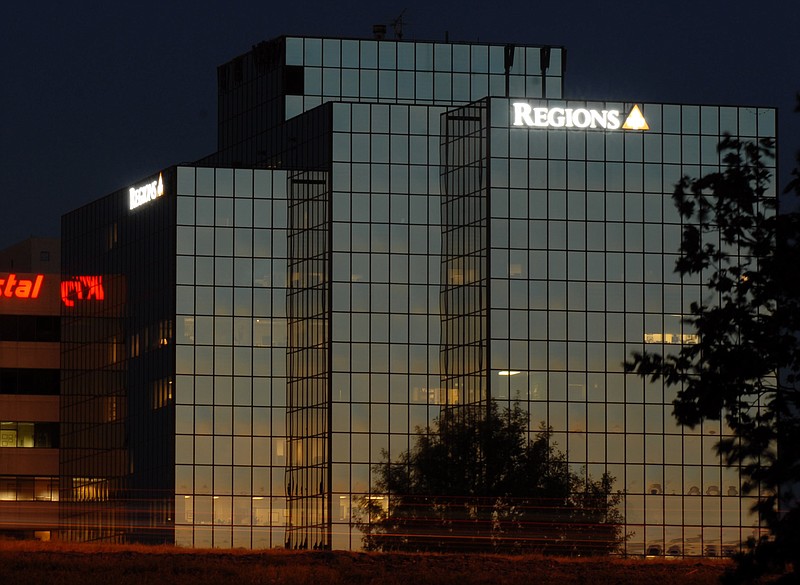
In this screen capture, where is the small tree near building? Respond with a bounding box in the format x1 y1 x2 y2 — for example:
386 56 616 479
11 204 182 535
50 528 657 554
357 401 625 554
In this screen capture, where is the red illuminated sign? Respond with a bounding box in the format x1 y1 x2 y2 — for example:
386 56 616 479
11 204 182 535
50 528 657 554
0 273 106 307
0 274 45 299
60 276 105 307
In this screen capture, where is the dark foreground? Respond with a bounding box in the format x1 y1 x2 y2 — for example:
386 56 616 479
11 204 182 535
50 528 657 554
0 541 737 585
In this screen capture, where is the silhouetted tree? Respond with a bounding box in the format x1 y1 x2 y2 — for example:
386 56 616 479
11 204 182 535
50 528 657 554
356 401 624 554
626 128 800 582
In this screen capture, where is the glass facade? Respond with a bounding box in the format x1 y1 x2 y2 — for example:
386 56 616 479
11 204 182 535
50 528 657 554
60 35 776 555
209 36 562 167
61 170 175 543
327 101 450 548
173 167 290 548
481 98 775 556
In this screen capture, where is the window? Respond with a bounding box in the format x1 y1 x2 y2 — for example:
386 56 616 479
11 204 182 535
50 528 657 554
152 378 174 410
0 476 59 501
0 316 60 342
0 368 60 395
0 422 59 448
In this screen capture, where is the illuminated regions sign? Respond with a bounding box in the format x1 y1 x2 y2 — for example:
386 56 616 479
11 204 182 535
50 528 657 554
129 173 165 210
512 103 649 131
0 274 45 299
61 276 105 307
622 105 649 130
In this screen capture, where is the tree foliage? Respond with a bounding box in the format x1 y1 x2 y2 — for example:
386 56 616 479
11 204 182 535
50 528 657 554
626 133 800 581
356 401 624 554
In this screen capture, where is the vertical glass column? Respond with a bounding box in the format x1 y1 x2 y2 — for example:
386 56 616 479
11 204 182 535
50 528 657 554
440 102 490 408
286 170 331 549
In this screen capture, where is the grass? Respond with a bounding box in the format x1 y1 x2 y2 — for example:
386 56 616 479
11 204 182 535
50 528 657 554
0 540 736 585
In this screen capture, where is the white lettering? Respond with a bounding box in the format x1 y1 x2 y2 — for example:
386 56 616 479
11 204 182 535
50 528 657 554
129 173 165 210
547 107 565 128
590 110 607 128
533 107 548 127
512 103 533 126
607 110 622 130
511 105 627 131
572 109 591 128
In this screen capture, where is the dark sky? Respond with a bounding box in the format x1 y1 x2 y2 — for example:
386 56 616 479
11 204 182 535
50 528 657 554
2 0 798 250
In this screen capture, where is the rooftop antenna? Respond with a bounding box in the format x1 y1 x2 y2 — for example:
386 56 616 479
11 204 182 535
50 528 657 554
390 9 407 40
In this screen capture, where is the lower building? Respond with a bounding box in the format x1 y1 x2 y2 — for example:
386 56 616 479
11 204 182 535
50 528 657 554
0 239 61 540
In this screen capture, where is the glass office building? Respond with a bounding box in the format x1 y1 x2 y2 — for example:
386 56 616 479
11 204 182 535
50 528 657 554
60 35 775 554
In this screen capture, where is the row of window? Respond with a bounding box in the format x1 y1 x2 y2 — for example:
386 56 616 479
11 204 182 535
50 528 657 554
176 288 286 318
175 494 278 526
0 422 59 448
331 130 769 168
177 168 289 200
285 38 560 78
173 375 286 407
172 261 707 294
323 410 715 440
175 406 278 436
319 222 700 252
494 129 771 167
0 368 60 395
175 440 285 467
0 315 59 342
292 68 545 108
0 476 59 501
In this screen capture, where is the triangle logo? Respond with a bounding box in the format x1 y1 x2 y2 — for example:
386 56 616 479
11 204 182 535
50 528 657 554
622 104 649 131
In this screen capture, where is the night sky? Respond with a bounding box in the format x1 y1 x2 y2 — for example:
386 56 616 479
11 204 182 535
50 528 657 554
2 0 798 250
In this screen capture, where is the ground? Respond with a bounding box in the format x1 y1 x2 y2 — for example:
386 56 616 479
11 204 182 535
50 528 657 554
0 541 746 585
